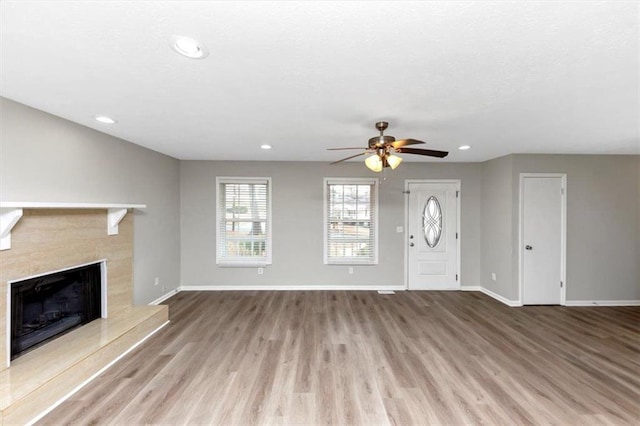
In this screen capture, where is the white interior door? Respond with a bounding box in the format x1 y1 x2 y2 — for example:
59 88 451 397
407 181 459 290
521 176 565 305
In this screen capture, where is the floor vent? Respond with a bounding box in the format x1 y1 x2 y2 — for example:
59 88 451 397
377 290 396 295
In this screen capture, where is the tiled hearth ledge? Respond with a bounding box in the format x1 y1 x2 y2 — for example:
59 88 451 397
0 306 168 425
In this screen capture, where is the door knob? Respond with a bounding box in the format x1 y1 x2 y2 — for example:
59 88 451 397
525 245 533 250
409 242 415 247
409 235 414 239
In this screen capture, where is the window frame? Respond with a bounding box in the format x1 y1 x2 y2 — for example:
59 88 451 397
216 176 272 267
323 177 379 265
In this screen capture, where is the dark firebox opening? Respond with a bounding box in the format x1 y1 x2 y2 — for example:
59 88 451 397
10 263 101 360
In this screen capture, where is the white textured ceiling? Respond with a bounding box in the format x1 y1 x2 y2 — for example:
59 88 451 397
1 1 638 162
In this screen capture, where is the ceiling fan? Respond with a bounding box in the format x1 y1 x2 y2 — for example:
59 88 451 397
328 121 449 172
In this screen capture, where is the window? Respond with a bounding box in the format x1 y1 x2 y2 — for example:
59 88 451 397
216 177 271 266
324 178 378 265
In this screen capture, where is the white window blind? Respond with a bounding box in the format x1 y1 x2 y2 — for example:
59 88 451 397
324 178 378 265
216 177 272 267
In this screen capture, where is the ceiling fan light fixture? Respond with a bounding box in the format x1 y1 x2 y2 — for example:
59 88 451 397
365 154 383 172
329 121 449 170
387 154 403 169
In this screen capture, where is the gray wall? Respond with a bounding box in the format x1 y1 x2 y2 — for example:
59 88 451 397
480 155 516 299
0 97 181 304
511 154 640 301
180 160 483 288
480 153 640 302
4 97 638 302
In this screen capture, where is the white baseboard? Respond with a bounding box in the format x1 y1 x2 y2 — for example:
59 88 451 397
179 284 407 292
564 300 640 307
164 285 640 308
148 288 179 305
460 285 481 291
479 287 522 307
178 284 521 307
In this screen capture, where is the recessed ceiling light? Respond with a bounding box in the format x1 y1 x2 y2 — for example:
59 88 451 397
458 145 471 150
170 35 208 59
94 115 116 124
261 144 272 150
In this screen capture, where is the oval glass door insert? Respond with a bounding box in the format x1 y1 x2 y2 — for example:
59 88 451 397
423 196 443 248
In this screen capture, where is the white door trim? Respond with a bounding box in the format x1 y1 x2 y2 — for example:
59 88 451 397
518 173 567 305
404 179 461 290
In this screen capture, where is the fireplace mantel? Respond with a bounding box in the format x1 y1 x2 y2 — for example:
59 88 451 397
0 202 146 250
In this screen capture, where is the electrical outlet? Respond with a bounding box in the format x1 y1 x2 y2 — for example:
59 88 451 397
258 267 264 275
348 267 354 274
491 272 497 281
161 285 166 292
154 277 160 286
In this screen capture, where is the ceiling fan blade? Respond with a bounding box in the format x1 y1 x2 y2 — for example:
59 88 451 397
327 147 367 150
391 138 425 148
396 147 449 158
330 152 367 164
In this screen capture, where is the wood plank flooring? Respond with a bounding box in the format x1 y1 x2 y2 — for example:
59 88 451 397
38 291 640 425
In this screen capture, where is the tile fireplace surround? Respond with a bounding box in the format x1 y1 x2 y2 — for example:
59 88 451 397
0 207 168 425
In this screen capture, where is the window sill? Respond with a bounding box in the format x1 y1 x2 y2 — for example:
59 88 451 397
217 261 271 268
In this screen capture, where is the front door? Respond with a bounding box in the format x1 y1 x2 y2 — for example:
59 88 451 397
521 175 565 305
407 181 459 290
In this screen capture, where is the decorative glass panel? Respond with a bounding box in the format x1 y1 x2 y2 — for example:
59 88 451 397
423 196 443 248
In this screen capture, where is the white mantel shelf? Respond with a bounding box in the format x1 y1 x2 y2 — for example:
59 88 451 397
0 202 146 209
0 202 146 250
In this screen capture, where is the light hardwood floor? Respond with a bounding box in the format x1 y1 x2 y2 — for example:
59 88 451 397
38 291 639 425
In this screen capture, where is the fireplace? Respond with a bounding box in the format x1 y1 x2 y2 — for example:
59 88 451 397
9 261 106 360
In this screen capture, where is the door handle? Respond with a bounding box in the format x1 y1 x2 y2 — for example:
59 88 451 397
409 242 414 247
525 245 533 250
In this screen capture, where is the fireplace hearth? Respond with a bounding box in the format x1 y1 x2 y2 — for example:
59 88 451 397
10 262 103 360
